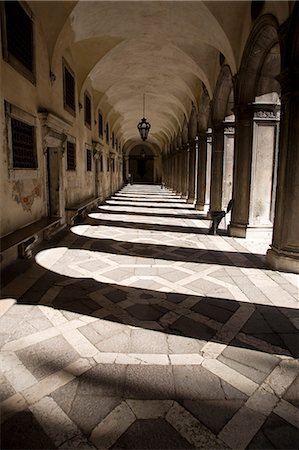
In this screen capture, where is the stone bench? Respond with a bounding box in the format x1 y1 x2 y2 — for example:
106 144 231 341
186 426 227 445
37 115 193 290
65 196 101 225
209 199 233 235
0 216 61 260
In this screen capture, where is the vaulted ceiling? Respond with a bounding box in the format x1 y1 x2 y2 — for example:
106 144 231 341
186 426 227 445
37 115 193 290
28 1 289 150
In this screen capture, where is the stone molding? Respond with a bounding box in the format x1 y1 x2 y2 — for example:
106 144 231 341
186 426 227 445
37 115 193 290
39 111 70 153
92 140 104 159
252 103 280 121
224 125 235 134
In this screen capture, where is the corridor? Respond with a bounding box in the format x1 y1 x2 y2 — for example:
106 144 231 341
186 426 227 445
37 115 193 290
1 185 299 449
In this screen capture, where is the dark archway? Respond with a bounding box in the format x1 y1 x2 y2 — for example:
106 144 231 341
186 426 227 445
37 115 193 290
129 145 155 183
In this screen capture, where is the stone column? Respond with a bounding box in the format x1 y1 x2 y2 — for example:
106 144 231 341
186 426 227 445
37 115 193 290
229 105 254 237
187 139 196 203
209 123 224 216
205 129 212 211
222 124 235 209
185 143 190 199
266 70 299 273
164 155 168 187
176 149 182 195
171 150 176 191
195 132 207 211
174 149 179 193
248 104 280 234
181 145 187 198
124 156 129 182
168 155 171 188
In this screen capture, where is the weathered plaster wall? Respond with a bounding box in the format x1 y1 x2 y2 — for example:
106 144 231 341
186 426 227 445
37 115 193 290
0 8 123 238
0 18 50 236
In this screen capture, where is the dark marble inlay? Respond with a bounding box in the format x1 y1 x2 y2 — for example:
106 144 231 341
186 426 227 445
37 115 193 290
112 419 195 449
247 413 299 449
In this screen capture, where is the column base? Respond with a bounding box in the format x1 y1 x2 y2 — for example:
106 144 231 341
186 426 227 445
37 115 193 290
187 197 195 204
195 201 207 212
266 247 299 274
229 223 273 239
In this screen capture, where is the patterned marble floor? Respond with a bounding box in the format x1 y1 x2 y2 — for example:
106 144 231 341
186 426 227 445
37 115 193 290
1 184 299 450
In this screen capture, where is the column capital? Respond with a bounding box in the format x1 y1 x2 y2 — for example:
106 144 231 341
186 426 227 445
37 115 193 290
252 103 281 122
223 122 235 134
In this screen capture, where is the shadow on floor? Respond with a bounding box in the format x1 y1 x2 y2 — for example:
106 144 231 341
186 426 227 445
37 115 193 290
11 263 298 359
86 216 213 236
68 231 266 270
97 206 207 220
105 201 196 211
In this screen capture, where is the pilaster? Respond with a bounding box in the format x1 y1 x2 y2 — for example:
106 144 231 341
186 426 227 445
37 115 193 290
266 68 299 272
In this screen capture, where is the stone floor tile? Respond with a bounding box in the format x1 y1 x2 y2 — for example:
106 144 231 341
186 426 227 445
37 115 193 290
124 365 175 399
166 402 225 449
273 399 299 430
115 353 169 365
90 401 136 449
247 412 299 450
202 358 258 396
22 369 75 406
167 315 216 342
2 185 299 450
182 398 247 435
166 333 204 354
218 342 280 384
59 435 97 449
0 352 37 391
219 405 267 449
247 430 276 449
174 364 248 400
61 328 98 357
95 330 131 353
51 365 125 434
0 298 16 318
169 353 204 365
0 374 16 402
282 374 299 408
113 418 195 449
127 303 168 321
16 335 80 380
0 306 53 348
126 399 173 419
29 396 81 447
264 358 299 398
191 296 239 323
130 328 169 353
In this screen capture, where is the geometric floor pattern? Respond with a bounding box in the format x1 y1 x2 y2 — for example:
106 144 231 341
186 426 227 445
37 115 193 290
1 184 298 449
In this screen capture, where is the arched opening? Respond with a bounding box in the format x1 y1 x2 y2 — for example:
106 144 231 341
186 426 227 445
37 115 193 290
210 65 235 222
128 145 155 184
230 15 281 238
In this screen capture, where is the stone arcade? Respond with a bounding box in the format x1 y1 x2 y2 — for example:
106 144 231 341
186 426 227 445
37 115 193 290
0 2 299 449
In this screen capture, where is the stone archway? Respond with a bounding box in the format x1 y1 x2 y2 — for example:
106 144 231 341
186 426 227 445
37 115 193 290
128 145 155 184
229 14 281 238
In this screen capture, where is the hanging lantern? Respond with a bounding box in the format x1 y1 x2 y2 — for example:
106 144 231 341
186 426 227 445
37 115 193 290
137 94 151 141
